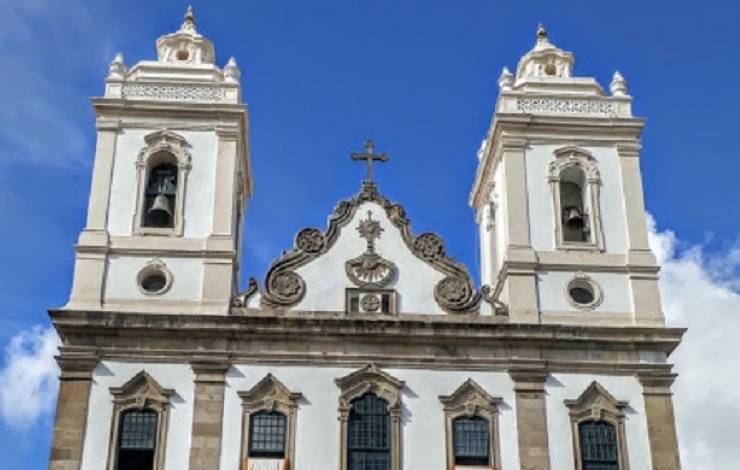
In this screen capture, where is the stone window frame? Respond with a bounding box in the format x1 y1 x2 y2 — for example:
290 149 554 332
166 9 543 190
439 379 503 470
335 364 405 470
106 371 174 470
564 272 604 311
548 146 605 251
238 373 302 469
564 381 630 470
133 129 192 236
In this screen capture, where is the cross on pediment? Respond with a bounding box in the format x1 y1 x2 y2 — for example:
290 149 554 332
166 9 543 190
351 139 389 183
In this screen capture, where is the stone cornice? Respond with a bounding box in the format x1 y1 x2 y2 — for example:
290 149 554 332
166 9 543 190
50 310 685 372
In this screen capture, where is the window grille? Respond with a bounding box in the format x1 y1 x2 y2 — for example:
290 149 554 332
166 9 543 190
453 416 490 465
116 409 158 470
579 421 620 470
348 393 390 470
248 411 287 458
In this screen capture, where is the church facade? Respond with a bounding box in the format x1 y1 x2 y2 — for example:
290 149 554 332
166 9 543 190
48 9 684 470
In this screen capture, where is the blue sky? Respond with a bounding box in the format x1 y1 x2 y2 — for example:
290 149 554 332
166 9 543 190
0 0 739 468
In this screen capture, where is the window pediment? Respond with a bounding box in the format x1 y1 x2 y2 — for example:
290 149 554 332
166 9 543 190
238 373 303 412
439 378 503 420
109 370 174 412
565 380 628 423
335 363 405 410
137 129 192 169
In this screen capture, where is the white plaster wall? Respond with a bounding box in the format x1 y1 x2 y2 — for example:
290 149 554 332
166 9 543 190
107 129 217 238
295 201 447 314
546 374 651 470
537 270 632 313
80 362 194 470
525 145 628 254
494 165 507 274
103 255 203 302
221 365 519 470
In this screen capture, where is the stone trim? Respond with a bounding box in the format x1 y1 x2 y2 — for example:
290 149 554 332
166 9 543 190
188 361 229 470
132 129 192 237
439 379 503 470
637 372 682 470
548 146 605 251
260 182 485 314
238 373 302 469
335 364 404 470
565 381 630 470
509 367 550 470
106 371 174 470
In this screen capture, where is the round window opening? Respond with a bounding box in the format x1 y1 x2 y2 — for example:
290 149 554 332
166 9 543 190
566 277 601 309
545 63 557 76
141 272 167 293
176 49 190 61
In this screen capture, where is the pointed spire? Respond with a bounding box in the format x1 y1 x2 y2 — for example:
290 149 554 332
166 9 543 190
534 22 553 50
498 66 514 92
610 70 628 97
107 52 128 80
537 22 547 39
179 5 197 34
224 56 241 83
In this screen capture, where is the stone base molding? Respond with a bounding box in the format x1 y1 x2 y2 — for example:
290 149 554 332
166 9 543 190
637 372 682 470
509 366 551 470
48 354 98 470
188 359 231 470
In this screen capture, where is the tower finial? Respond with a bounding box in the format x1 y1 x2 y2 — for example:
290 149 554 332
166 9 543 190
180 5 197 34
537 22 547 39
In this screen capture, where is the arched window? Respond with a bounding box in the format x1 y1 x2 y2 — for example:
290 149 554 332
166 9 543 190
548 147 604 250
348 393 391 470
248 411 287 459
143 161 178 228
452 416 490 466
133 130 191 236
579 421 619 470
115 409 159 470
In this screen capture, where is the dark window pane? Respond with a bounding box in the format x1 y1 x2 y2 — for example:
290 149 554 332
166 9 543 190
579 421 620 470
116 409 157 470
348 394 390 470
248 411 287 458
453 416 490 465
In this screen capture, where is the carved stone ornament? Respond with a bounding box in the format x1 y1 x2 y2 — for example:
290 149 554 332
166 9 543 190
345 211 397 288
231 277 259 308
261 181 484 314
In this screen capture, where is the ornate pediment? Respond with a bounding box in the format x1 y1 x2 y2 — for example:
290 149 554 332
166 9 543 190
109 371 174 412
564 381 628 422
256 181 489 314
439 379 503 418
238 373 303 412
335 363 405 410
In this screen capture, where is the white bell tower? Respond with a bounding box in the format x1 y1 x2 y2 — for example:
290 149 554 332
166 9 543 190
66 7 252 314
471 25 663 326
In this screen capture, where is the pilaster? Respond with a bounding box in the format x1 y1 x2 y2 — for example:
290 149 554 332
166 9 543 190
509 365 551 470
48 354 98 470
637 372 682 470
188 359 230 470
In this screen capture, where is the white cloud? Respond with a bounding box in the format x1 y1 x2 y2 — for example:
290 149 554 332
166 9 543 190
648 215 740 469
0 326 59 430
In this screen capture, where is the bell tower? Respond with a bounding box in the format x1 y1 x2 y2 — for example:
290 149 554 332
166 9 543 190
471 25 662 326
66 7 252 314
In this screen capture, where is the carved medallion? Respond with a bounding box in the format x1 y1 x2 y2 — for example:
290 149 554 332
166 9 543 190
345 211 397 288
360 294 381 312
296 228 326 254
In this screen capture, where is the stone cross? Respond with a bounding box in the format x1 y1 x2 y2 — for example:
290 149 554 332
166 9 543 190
351 139 389 183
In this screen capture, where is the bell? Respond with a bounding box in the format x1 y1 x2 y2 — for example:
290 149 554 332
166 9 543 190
147 194 173 226
564 206 585 231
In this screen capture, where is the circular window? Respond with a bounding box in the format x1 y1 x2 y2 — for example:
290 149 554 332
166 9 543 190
545 63 557 76
176 49 190 61
565 276 602 310
137 261 172 296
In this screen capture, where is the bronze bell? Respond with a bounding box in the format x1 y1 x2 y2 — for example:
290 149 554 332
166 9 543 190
564 206 585 230
147 194 173 225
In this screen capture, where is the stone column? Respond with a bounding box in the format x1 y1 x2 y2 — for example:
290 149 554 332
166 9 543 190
638 372 682 470
48 355 98 470
500 138 539 323
188 360 230 470
509 367 551 470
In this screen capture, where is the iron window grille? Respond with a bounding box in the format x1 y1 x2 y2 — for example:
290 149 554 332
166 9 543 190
248 411 287 458
348 393 391 470
579 421 620 470
116 409 158 470
452 416 490 465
